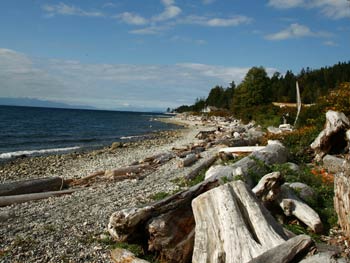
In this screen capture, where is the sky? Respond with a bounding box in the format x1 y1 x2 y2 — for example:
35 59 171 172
0 0 349 111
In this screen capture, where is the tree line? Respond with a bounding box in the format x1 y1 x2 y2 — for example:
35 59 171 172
175 61 350 115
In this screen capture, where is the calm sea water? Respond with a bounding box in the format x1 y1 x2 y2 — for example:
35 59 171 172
0 105 179 160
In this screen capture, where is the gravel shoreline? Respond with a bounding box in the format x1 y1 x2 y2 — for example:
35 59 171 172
0 119 216 262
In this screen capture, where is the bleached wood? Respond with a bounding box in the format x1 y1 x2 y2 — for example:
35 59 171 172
219 146 265 153
277 185 323 233
105 163 151 178
247 234 314 263
191 180 288 263
178 153 199 167
110 248 149 263
185 155 218 180
252 171 284 204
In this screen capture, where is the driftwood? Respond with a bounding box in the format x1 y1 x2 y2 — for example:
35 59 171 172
205 140 288 187
110 248 150 263
204 165 234 181
334 160 350 237
0 189 79 207
178 154 199 167
147 206 195 263
177 147 205 158
191 180 288 263
219 146 265 154
299 252 347 263
247 234 314 263
311 110 350 161
0 177 65 196
108 178 220 262
252 171 284 205
277 185 323 234
105 164 152 178
185 155 218 180
141 152 175 164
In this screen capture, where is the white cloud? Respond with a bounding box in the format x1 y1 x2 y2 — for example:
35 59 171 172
265 23 331 40
323 40 339 46
116 12 148 25
179 15 252 27
0 48 266 110
268 0 350 19
202 0 216 4
42 2 104 17
268 0 305 9
129 26 165 35
152 5 182 21
161 0 175 6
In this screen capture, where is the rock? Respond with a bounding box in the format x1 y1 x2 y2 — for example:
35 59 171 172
311 110 350 161
204 165 234 181
286 162 300 172
299 252 347 263
288 182 316 203
323 155 345 174
110 248 149 263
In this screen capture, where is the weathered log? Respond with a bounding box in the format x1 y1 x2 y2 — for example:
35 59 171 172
252 171 284 204
277 185 323 234
185 155 218 181
334 160 350 237
311 110 350 161
177 147 205 158
147 206 195 263
108 178 220 242
191 180 288 263
219 146 265 154
70 170 105 185
110 248 150 263
0 189 79 207
178 153 199 167
105 164 152 178
142 152 175 164
247 234 314 263
206 140 288 187
0 177 65 196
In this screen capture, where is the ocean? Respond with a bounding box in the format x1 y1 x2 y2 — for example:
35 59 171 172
0 105 179 160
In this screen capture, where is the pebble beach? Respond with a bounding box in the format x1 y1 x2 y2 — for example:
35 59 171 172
0 117 218 263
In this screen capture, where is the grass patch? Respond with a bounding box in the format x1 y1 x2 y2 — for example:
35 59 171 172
150 191 171 201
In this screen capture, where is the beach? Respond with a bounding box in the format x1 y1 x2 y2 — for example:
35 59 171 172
0 117 218 262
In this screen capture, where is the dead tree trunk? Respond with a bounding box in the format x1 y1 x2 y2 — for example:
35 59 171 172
191 180 288 263
0 177 65 196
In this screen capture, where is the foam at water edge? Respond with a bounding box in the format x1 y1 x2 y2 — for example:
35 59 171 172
0 146 81 159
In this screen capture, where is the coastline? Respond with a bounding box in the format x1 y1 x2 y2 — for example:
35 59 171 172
0 116 216 262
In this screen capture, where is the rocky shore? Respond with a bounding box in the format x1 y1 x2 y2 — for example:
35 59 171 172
0 119 219 262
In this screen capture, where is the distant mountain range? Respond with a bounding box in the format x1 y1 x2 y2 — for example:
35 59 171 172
0 97 96 110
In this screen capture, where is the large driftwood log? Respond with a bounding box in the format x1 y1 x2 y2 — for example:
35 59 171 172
0 189 79 207
205 140 288 187
334 160 350 237
252 171 284 205
219 146 265 154
277 185 323 234
191 180 288 263
299 252 347 263
247 234 314 263
311 110 350 161
185 155 218 181
108 178 219 242
0 177 65 196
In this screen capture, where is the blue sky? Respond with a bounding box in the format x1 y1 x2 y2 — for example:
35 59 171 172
0 0 349 111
